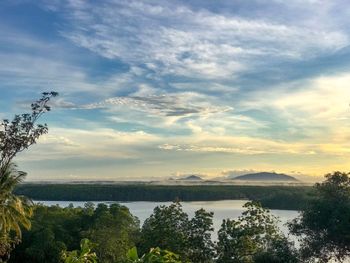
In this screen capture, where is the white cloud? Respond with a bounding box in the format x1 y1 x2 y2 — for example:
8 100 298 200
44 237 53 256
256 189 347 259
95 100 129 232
171 82 239 94
17 123 350 170
67 92 235 132
243 72 350 125
54 0 349 79
4 0 350 180
276 74 350 120
158 134 320 155
0 53 96 93
0 26 153 99
83 93 231 116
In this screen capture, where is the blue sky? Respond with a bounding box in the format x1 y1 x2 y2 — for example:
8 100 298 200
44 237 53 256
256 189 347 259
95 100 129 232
1 0 350 181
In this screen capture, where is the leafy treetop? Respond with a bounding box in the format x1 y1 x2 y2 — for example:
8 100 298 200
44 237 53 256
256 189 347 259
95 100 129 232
0 92 58 173
289 171 350 262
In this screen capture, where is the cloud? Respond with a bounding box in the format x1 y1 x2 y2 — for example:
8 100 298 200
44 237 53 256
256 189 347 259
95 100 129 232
0 25 148 100
82 93 232 117
49 0 348 80
0 53 89 92
55 92 238 133
18 127 161 162
4 0 350 180
242 72 350 130
171 82 239 94
157 134 319 155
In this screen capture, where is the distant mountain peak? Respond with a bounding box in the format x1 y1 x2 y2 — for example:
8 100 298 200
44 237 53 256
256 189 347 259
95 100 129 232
178 175 203 181
231 172 298 182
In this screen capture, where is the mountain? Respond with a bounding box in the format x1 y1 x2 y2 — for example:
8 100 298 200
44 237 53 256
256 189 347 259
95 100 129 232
231 172 298 182
179 175 203 181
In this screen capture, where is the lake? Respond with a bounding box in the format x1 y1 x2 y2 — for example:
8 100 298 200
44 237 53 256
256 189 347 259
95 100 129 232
36 200 299 239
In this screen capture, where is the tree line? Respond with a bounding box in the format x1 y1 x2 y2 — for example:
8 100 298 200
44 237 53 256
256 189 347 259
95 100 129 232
9 172 350 263
15 184 313 210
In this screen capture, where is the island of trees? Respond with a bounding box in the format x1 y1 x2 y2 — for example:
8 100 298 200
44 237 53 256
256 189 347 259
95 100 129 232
1 94 350 263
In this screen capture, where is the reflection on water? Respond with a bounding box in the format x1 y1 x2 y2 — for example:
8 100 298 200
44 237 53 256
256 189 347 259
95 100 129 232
36 200 299 240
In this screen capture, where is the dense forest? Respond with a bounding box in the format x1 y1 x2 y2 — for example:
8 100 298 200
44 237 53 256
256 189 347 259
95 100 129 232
8 171 350 263
15 184 313 210
8 200 292 263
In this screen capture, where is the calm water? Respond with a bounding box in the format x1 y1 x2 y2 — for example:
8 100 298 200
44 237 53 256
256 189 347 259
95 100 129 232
36 200 299 239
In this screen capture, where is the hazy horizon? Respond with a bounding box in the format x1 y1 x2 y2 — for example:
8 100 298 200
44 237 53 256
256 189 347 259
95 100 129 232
2 1 350 181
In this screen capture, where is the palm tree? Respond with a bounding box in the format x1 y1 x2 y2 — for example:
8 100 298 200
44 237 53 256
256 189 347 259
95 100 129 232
0 163 33 261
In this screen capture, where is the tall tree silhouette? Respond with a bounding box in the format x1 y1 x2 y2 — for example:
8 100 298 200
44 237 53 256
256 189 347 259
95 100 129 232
0 91 58 174
0 92 58 261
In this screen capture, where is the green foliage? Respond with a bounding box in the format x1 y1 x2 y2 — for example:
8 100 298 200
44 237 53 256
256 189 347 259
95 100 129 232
253 237 299 263
8 199 303 263
0 92 58 172
14 184 312 210
10 205 85 263
187 209 215 263
62 239 97 263
139 202 215 263
0 92 57 260
0 164 33 261
289 171 350 262
256 190 314 210
126 247 182 263
23 228 66 263
127 247 139 261
9 203 139 263
216 201 285 263
139 202 189 259
84 203 140 263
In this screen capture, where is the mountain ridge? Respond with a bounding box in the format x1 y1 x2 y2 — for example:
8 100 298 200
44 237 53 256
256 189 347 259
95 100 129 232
178 175 203 181
230 172 298 182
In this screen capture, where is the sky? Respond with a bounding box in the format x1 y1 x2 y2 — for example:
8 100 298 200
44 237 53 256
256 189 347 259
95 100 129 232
1 0 350 181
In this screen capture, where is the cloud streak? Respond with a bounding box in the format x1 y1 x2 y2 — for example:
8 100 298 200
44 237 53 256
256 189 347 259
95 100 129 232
81 93 232 117
2 0 350 180
54 0 349 80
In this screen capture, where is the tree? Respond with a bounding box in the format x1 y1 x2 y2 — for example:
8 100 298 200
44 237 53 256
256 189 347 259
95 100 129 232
289 172 350 262
0 164 33 261
10 203 140 263
10 204 84 263
0 91 58 173
187 209 215 263
139 202 215 263
216 201 285 263
85 203 140 263
0 92 58 260
252 237 299 263
139 202 189 259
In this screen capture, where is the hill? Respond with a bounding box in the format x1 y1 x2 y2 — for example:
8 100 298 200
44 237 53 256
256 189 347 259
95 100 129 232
231 172 298 182
178 175 203 181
